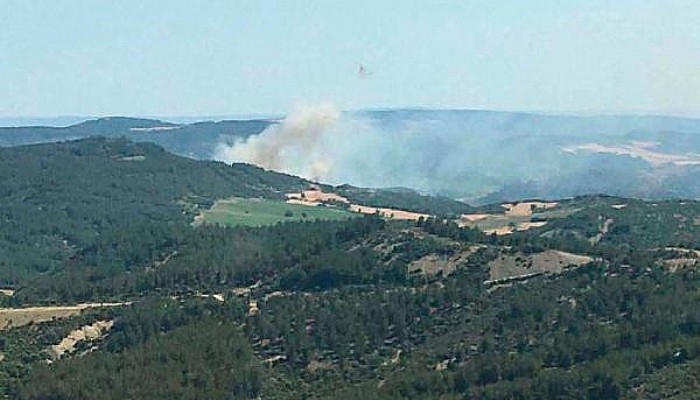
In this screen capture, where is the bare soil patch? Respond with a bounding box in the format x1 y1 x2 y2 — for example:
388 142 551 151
487 250 595 284
658 247 700 272
589 218 614 245
50 320 114 359
0 302 128 330
408 246 481 276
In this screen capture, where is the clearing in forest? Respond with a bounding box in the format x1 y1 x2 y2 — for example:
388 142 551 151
349 204 430 220
0 302 127 330
459 206 576 235
408 246 482 276
502 201 559 217
50 320 114 359
486 250 596 284
286 188 432 221
196 197 355 227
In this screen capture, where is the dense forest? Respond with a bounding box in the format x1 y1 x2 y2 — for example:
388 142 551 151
0 137 308 286
1 138 700 398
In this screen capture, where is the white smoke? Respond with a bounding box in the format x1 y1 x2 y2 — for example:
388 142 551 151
216 104 398 185
215 106 700 201
214 105 499 195
216 104 342 181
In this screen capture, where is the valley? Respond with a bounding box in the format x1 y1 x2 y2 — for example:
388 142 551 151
5 2 700 398
1 138 700 399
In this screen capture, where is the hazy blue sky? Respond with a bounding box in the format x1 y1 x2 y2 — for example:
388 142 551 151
2 0 699 117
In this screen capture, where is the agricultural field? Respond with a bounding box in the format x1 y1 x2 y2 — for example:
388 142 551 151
195 197 356 227
459 203 580 235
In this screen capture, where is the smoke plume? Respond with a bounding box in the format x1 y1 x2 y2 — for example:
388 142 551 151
216 105 341 181
214 104 479 194
215 105 695 201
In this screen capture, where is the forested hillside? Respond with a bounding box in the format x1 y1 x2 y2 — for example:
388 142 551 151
1 139 700 399
0 137 308 285
335 184 474 217
0 117 273 159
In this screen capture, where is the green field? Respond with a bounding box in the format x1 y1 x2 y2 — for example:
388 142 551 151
198 198 356 227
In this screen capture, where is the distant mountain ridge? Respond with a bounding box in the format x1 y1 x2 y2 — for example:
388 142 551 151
3 110 700 203
0 116 273 159
340 109 700 202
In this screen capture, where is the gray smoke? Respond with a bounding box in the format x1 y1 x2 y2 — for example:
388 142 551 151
214 104 539 197
215 106 700 201
215 104 425 187
215 104 341 180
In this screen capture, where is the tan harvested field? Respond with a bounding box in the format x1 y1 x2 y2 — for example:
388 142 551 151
0 302 128 330
460 213 491 223
486 250 595 284
349 204 430 220
502 201 558 217
286 188 350 204
287 188 435 221
472 218 548 235
50 320 114 359
460 204 574 235
286 198 321 207
516 221 548 231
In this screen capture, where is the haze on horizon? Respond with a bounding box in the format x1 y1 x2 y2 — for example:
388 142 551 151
1 0 699 118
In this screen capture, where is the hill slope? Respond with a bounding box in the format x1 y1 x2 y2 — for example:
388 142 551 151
1 139 700 399
0 137 308 285
0 116 273 159
5 110 700 203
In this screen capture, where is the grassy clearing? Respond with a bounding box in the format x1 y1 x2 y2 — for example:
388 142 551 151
198 198 356 227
